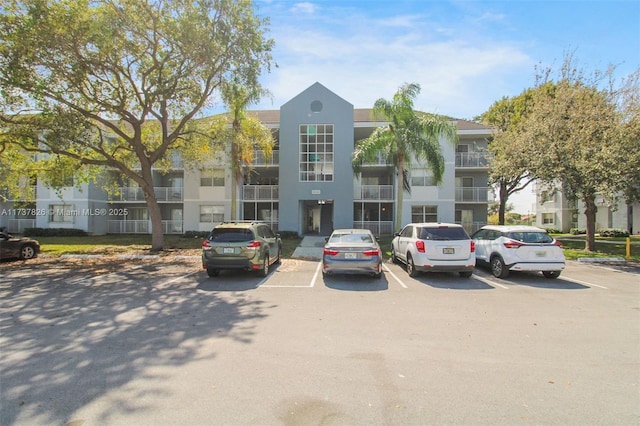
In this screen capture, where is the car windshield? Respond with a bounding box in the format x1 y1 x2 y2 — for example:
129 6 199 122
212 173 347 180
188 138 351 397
418 227 469 241
209 228 254 243
329 233 373 244
507 231 553 244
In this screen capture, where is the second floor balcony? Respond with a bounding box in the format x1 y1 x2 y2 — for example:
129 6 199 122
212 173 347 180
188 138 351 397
108 187 183 202
251 150 279 166
355 185 394 201
455 187 491 203
243 185 279 201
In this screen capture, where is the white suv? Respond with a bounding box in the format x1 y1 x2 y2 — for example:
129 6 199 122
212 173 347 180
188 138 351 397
471 225 565 279
391 223 476 278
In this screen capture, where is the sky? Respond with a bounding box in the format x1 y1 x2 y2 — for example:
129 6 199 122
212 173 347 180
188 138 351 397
243 0 640 213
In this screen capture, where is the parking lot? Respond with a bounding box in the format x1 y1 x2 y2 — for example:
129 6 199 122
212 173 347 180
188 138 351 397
1 257 639 425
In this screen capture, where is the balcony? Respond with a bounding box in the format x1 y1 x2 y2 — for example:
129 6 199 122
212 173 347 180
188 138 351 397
251 150 279 166
455 187 490 203
455 152 493 168
6 218 36 233
361 151 390 167
355 185 394 201
0 186 37 202
243 185 279 201
354 221 394 236
108 187 184 202
107 220 183 234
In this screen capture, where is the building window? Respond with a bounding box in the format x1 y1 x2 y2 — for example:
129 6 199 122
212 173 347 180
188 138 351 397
542 213 555 225
411 205 437 223
49 204 74 223
200 205 224 223
200 169 225 187
299 124 334 182
410 169 436 187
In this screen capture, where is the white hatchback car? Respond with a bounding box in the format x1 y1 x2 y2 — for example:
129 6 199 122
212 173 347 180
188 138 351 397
471 225 565 279
391 223 476 278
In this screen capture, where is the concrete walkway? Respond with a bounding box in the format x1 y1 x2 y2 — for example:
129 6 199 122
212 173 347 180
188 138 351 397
291 235 327 260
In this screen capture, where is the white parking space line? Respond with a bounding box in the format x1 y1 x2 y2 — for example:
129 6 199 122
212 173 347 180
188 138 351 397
473 274 510 289
157 270 201 287
259 262 321 288
382 264 408 288
563 277 609 289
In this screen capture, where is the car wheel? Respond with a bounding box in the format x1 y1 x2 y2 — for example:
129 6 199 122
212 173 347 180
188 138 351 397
19 244 36 260
459 271 473 278
490 256 509 278
206 268 219 277
542 271 561 279
406 254 419 278
391 246 399 264
258 254 269 277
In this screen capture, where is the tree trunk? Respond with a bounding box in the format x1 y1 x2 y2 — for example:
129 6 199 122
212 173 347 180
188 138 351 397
395 163 405 232
498 182 508 225
583 196 597 252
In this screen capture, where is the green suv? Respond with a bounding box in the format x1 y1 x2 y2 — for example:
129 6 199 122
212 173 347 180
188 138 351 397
202 221 282 277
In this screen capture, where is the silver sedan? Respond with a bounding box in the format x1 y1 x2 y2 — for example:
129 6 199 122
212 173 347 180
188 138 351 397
322 229 383 279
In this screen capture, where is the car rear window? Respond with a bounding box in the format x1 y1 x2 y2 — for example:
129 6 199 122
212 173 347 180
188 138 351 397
507 231 553 244
209 228 255 242
418 227 469 240
329 233 373 244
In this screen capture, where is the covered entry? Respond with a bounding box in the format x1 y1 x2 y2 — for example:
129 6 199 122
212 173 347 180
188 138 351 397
302 200 334 235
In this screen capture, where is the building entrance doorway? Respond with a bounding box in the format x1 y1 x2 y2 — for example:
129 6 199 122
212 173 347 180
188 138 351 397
303 200 333 235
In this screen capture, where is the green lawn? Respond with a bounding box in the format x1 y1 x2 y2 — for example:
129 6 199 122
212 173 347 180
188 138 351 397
31 234 640 262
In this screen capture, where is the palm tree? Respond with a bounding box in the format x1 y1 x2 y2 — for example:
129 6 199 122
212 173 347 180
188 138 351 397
352 83 458 232
221 81 274 220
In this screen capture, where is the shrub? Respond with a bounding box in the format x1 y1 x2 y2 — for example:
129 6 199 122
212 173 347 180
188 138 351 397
278 230 300 240
24 227 88 237
597 228 629 238
570 228 586 235
542 227 562 234
184 230 210 239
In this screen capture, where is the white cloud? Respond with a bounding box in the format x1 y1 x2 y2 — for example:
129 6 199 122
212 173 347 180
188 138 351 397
290 2 317 15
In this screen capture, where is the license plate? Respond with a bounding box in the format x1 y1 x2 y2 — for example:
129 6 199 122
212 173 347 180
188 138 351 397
345 252 357 259
443 247 455 254
223 247 235 254
535 251 547 258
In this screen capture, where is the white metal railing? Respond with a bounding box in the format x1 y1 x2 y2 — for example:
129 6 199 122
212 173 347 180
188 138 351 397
107 220 183 234
355 185 394 201
354 221 394 236
108 187 183 202
455 152 493 168
243 185 279 200
251 150 279 166
7 219 36 233
455 187 490 202
362 151 390 166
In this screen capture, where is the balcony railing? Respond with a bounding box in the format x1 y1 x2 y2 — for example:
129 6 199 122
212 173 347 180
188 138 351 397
361 151 390 166
251 150 279 166
354 221 394 236
355 185 394 201
108 187 184 202
455 187 490 203
6 219 36 233
107 220 183 234
455 152 493 168
243 185 279 201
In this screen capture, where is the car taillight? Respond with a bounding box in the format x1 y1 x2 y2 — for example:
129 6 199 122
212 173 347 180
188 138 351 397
503 239 524 249
247 240 261 249
202 240 211 248
363 249 380 256
416 240 425 253
470 240 475 253
323 248 339 256
553 240 563 247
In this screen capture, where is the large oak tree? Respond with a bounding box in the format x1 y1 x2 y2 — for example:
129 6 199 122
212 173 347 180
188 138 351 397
0 0 273 250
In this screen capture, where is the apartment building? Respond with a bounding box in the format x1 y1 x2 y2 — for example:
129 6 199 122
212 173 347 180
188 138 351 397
1 82 494 236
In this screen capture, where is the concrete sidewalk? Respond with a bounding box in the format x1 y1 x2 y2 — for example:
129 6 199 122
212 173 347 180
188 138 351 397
291 235 327 260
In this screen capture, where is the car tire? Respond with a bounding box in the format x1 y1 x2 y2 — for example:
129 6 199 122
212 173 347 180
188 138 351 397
406 254 419 278
391 247 399 264
459 271 473 278
258 254 269 277
490 256 509 279
206 268 219 277
19 244 36 260
542 271 561 279
373 271 382 279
